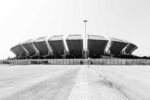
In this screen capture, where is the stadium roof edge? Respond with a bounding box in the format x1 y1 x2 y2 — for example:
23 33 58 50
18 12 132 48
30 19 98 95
34 36 47 42
88 34 107 40
66 34 83 40
48 35 64 41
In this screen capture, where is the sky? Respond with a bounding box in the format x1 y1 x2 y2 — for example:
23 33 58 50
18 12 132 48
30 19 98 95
0 0 150 59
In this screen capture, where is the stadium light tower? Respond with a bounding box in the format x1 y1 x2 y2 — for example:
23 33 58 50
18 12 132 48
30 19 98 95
83 20 88 59
84 20 87 34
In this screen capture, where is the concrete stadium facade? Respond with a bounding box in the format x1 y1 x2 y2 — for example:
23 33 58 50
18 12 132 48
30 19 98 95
10 34 137 59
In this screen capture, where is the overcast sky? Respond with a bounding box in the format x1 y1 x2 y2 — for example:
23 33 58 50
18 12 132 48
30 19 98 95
0 0 150 59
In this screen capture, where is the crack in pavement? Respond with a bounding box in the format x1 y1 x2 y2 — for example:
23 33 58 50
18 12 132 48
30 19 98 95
68 65 130 100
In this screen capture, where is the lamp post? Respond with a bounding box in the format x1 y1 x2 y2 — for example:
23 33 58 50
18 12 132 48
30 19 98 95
84 20 87 34
83 20 88 59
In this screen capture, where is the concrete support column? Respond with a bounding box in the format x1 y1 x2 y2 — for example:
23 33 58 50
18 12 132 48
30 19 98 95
63 50 68 59
83 50 88 59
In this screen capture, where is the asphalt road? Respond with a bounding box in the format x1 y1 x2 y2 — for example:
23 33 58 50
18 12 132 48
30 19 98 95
0 65 150 100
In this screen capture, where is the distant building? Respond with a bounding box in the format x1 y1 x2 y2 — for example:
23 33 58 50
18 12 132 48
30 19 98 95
10 34 137 59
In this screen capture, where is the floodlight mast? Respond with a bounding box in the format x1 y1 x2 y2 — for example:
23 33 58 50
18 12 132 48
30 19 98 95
83 20 88 59
84 20 87 34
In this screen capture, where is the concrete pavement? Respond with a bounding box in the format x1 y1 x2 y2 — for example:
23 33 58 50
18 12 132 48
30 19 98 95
0 65 150 100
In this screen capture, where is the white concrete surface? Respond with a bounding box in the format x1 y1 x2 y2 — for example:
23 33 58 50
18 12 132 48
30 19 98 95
0 65 150 100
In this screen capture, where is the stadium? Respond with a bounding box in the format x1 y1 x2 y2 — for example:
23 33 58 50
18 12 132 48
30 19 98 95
10 34 137 59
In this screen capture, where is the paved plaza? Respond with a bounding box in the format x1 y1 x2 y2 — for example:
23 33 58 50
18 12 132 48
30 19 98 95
0 65 149 100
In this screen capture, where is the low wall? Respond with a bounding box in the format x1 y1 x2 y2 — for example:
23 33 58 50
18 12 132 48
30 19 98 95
1 59 150 65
